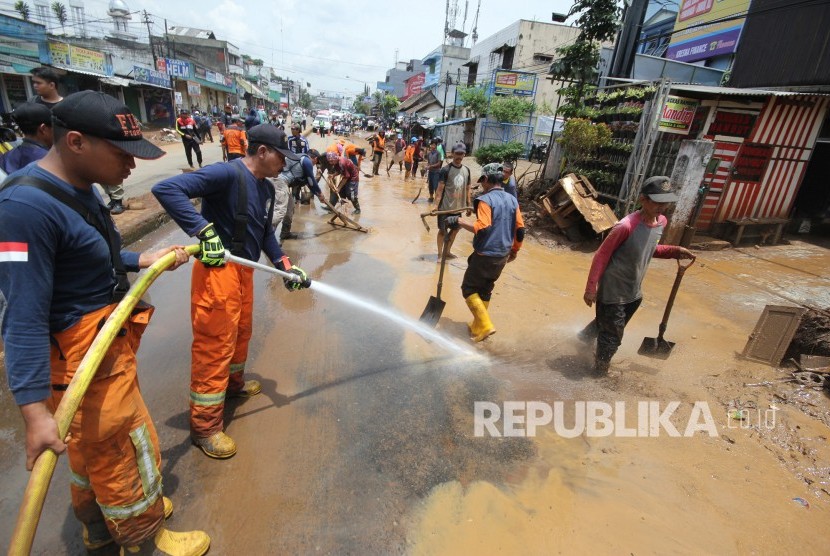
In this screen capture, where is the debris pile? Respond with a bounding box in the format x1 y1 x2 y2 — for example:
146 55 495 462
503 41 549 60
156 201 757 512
786 308 830 360
530 174 618 241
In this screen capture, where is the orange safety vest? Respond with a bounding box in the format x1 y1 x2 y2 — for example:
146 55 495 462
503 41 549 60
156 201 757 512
372 134 385 153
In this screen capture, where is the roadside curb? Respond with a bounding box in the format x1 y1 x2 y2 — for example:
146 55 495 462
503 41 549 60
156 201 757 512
113 191 199 247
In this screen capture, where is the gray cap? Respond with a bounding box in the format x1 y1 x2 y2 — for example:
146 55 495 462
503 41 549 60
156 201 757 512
641 176 679 203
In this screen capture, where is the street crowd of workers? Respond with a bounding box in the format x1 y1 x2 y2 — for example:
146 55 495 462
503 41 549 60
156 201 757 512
0 80 693 555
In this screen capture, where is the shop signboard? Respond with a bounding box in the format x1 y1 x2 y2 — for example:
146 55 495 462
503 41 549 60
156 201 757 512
658 96 699 135
493 70 536 96
71 45 106 74
48 42 70 66
187 81 201 96
157 58 190 79
133 66 169 88
404 72 425 100
667 0 751 63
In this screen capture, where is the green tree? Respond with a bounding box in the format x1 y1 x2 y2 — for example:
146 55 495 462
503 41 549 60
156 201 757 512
51 1 67 33
457 86 488 118
298 88 313 110
550 0 620 112
372 92 400 119
352 100 371 115
14 1 30 20
489 96 535 123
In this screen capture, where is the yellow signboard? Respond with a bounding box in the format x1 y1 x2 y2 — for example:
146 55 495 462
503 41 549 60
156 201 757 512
667 0 751 63
48 42 70 66
659 96 699 135
71 45 106 74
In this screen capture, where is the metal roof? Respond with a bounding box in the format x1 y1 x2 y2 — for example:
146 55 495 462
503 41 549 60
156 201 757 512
433 117 475 128
670 83 823 97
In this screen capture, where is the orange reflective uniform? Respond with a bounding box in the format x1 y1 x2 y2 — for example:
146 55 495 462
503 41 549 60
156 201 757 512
344 144 364 167
221 126 247 156
404 145 415 163
48 303 164 547
372 134 385 153
189 261 254 437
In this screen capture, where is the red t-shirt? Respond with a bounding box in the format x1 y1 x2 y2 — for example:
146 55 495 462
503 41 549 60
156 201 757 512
336 158 359 182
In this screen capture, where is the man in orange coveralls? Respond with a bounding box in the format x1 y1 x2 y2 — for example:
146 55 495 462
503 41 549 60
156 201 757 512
0 91 209 555
153 124 311 460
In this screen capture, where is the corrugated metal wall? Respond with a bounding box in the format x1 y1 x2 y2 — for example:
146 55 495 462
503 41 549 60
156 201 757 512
705 96 829 227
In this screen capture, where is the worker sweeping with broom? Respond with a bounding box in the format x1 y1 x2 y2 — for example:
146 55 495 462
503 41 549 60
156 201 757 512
0 91 209 555
153 124 312 460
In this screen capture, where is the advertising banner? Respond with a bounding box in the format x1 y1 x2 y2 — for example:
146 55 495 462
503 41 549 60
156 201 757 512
48 42 70 66
133 65 169 88
731 143 773 183
187 81 201 96
667 0 751 63
71 45 106 74
658 96 699 134
493 70 536 96
404 73 425 100
157 58 190 79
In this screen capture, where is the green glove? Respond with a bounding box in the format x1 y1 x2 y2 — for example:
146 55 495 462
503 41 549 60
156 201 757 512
276 257 311 291
197 223 226 267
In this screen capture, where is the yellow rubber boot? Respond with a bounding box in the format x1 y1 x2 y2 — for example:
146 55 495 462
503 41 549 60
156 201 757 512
163 496 173 519
120 527 210 556
465 293 496 342
192 431 237 459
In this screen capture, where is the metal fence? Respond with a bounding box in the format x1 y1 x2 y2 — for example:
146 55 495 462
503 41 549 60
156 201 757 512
476 120 534 153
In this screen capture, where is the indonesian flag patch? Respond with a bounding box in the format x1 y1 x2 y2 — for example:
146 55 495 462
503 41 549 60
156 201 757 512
0 242 29 262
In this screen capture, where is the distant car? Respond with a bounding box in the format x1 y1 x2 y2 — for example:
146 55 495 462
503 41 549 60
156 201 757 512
365 119 376 131
312 115 332 133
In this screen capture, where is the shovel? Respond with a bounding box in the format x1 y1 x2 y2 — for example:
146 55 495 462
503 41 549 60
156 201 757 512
638 257 695 359
420 232 452 326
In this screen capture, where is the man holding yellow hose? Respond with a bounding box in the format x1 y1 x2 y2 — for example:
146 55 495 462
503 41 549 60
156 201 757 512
0 91 209 555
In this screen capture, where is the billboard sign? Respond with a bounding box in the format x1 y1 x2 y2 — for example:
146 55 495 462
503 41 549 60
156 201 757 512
667 0 751 63
403 72 425 100
658 96 699 135
133 65 169 88
156 58 191 79
493 70 536 96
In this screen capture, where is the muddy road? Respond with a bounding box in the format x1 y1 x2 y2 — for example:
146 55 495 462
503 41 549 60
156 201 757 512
2 131 830 554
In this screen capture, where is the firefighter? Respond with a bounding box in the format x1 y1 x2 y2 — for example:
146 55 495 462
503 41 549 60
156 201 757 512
0 91 209 555
153 124 311 459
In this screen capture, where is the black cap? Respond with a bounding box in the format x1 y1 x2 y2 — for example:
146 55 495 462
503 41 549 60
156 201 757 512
11 102 52 128
246 124 299 160
640 176 679 203
52 91 165 160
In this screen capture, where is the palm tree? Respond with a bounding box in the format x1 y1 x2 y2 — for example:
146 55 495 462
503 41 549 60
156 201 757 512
14 1 31 21
51 2 67 34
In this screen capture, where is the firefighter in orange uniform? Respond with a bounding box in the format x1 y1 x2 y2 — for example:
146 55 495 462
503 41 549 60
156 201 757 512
0 91 209 555
153 124 311 459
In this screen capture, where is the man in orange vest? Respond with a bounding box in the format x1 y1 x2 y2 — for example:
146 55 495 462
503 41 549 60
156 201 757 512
369 128 385 176
220 115 247 161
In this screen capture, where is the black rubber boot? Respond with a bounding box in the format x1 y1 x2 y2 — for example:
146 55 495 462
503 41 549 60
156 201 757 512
108 200 125 215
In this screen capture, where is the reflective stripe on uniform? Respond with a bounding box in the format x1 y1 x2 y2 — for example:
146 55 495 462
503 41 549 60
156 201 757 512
99 424 162 521
190 390 226 406
70 470 91 490
229 362 245 374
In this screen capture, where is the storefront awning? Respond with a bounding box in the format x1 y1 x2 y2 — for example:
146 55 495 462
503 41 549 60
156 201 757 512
0 53 39 74
58 66 109 78
101 76 131 87
193 76 234 94
432 117 475 128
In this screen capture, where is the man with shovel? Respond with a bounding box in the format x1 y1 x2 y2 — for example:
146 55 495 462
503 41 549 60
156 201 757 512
434 142 472 260
446 163 524 342
581 176 695 375
153 124 311 459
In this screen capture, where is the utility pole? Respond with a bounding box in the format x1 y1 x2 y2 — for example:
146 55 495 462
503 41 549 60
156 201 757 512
162 18 177 114
441 71 451 121
143 11 174 125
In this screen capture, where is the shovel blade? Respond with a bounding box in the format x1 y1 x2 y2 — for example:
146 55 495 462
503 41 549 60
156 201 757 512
419 296 446 327
638 337 676 359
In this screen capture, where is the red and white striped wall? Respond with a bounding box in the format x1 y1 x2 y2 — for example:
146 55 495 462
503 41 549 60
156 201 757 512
704 95 829 229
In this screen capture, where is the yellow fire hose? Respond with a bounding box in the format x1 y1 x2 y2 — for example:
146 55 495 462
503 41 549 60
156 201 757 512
7 244 200 556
